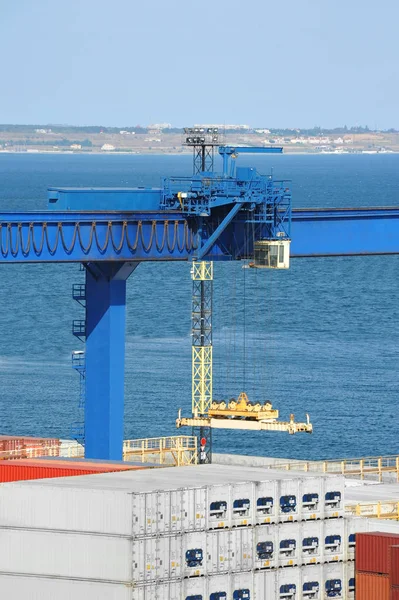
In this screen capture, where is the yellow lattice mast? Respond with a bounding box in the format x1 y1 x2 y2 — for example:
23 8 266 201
191 260 213 417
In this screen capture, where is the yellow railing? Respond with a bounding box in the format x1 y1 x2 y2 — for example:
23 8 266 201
269 455 399 482
346 501 399 520
123 436 198 466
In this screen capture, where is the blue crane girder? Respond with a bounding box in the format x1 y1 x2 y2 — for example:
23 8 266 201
0 207 398 263
1 147 399 459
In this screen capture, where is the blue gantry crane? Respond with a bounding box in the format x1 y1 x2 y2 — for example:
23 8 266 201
1 132 399 459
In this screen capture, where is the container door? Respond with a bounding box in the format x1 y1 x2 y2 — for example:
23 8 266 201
301 520 323 566
300 477 323 521
324 519 345 563
208 485 230 529
231 527 253 572
255 480 278 525
254 524 277 570
231 482 254 527
279 479 299 523
278 522 300 567
323 476 344 519
183 531 206 578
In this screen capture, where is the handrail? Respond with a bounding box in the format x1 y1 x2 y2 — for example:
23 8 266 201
265 455 399 482
346 501 399 520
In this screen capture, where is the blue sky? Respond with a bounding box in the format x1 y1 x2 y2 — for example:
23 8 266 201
1 0 398 128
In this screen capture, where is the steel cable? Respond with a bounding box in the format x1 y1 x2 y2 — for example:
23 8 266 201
9 223 20 257
59 222 79 254
125 222 141 251
93 221 111 253
155 221 168 252
31 223 46 255
176 220 185 253
76 222 94 254
166 221 177 253
19 223 31 255
140 221 156 253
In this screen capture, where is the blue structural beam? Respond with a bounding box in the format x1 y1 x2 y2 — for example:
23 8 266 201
85 262 138 459
0 207 398 263
291 207 399 256
0 212 194 262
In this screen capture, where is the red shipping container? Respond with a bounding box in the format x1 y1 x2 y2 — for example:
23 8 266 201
391 588 399 600
356 572 389 600
357 532 399 575
390 546 399 587
0 458 148 482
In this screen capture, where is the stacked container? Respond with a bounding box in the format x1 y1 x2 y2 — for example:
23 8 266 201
355 532 399 600
0 463 350 598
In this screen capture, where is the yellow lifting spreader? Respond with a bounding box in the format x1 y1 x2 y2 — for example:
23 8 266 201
209 392 279 421
177 391 313 435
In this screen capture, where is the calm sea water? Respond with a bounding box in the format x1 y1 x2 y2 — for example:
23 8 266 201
0 152 398 460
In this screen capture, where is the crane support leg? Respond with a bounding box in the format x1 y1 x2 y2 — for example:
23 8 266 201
84 261 138 459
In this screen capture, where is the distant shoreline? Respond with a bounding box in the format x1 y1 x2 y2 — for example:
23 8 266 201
0 149 398 157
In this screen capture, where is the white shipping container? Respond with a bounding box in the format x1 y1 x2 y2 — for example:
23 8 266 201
0 528 131 582
277 565 301 599
322 562 345 599
207 483 230 529
133 531 208 583
345 561 355 599
253 524 277 570
301 564 323 599
254 569 276 599
323 476 345 519
279 479 300 522
323 519 345 564
230 481 255 527
207 528 231 574
132 487 207 537
230 526 253 572
0 465 345 541
301 520 323 565
278 521 301 567
254 480 278 525
133 534 180 583
344 516 369 561
133 577 206 600
183 531 208 578
132 565 353 600
300 477 324 521
0 484 133 536
0 574 131 600
208 573 230 600
230 571 254 599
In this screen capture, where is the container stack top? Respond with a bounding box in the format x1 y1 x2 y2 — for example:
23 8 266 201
0 463 344 493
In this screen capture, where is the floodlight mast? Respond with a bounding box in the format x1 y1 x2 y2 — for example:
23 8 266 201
183 127 223 174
